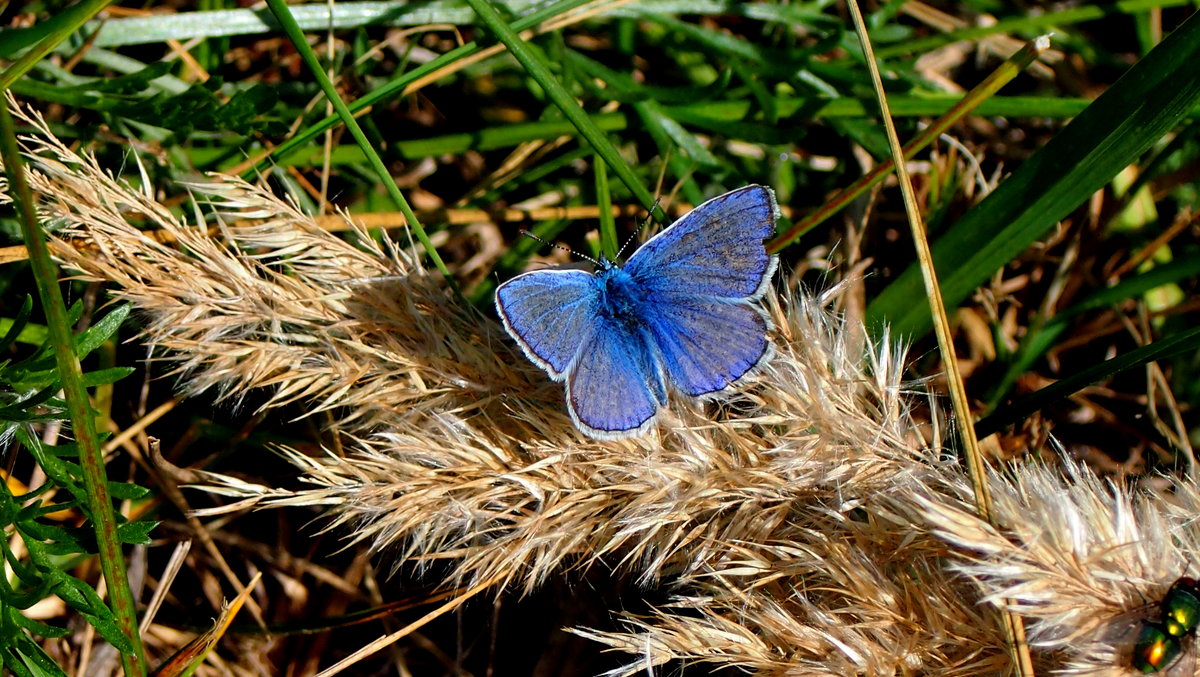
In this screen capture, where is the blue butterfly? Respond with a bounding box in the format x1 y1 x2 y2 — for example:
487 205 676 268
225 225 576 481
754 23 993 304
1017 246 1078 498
495 185 779 440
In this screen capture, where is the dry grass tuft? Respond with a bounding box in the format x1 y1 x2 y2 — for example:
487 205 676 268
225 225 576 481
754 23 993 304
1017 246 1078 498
6 97 1198 674
904 457 1200 675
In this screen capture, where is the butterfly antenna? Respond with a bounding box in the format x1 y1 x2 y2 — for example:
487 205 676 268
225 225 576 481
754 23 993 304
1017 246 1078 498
614 197 663 260
519 230 600 266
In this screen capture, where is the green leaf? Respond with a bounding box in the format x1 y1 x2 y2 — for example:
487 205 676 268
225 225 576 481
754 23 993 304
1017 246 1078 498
116 521 157 546
106 481 151 501
80 367 135 388
7 631 68 677
111 81 286 137
71 304 132 360
0 297 35 353
867 12 1200 338
60 63 173 95
19 521 87 557
10 615 70 641
50 575 135 653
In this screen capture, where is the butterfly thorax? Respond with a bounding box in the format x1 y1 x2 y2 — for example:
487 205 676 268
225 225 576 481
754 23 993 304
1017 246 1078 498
595 265 648 329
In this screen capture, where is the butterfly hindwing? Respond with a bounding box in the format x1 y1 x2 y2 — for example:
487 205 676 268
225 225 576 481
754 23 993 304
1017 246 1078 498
566 317 666 438
625 184 777 301
495 269 601 378
639 294 771 397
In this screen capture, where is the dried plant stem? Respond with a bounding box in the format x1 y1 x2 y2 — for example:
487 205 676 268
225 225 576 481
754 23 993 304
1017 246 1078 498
843 1 1035 675
0 101 147 676
314 574 504 677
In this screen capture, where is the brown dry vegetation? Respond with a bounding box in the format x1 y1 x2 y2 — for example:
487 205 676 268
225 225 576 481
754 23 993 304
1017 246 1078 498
1 3 1198 677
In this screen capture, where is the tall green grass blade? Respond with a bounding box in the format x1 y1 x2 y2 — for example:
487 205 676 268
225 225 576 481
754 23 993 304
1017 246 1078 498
81 0 548 46
263 0 453 287
976 325 1200 438
594 155 617 260
631 100 703 207
0 105 145 676
866 13 1200 339
0 0 113 90
246 0 593 177
464 0 665 223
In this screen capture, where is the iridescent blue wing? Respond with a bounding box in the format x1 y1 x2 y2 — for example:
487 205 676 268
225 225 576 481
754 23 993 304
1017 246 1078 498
566 317 666 439
640 294 771 396
623 185 777 396
624 185 778 301
495 269 600 378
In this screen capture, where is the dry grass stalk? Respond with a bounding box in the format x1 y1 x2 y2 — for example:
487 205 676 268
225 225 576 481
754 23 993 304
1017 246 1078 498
4 97 1194 674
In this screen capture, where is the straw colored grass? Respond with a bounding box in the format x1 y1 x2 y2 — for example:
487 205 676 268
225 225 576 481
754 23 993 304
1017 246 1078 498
4 98 1194 675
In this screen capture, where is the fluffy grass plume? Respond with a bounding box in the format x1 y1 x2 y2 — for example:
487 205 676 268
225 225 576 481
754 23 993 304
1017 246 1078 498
6 98 1197 675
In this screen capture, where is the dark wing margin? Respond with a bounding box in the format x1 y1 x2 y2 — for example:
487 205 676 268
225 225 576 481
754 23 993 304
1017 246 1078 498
566 318 666 439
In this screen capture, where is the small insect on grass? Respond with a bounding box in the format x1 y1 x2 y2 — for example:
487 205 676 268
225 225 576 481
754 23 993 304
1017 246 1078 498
1133 577 1200 673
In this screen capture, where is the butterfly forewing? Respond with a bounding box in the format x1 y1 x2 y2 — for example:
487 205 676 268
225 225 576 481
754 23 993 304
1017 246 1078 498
625 185 777 301
495 269 601 378
566 317 666 438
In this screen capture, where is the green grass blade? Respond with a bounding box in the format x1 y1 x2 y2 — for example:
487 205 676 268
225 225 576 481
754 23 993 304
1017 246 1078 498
245 0 594 177
0 0 114 90
866 13 1200 338
630 100 703 206
976 324 1200 439
79 0 546 46
463 0 665 223
594 155 617 260
263 0 454 287
0 105 145 676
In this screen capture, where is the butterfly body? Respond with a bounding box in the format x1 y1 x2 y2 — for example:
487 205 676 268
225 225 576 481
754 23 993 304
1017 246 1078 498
495 185 779 439
594 263 651 330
